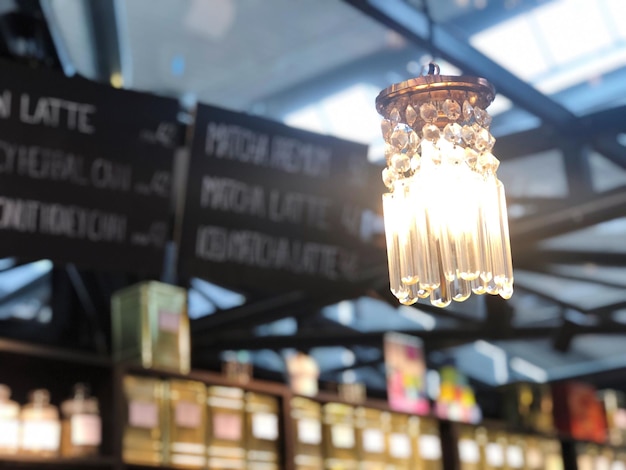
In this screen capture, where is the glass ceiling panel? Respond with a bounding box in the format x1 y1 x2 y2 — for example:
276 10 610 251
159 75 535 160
497 149 568 198
120 0 394 111
514 269 626 311
507 292 561 328
589 150 626 192
455 0 626 115
540 217 626 252
547 264 626 287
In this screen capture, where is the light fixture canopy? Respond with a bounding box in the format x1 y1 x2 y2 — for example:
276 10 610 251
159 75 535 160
376 64 513 308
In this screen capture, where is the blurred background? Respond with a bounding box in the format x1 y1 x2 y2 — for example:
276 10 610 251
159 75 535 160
1 0 626 399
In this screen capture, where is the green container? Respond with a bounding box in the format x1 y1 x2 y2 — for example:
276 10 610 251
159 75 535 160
112 281 189 373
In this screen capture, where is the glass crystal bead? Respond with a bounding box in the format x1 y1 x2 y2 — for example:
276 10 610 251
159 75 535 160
419 102 438 122
400 296 418 306
384 143 395 160
392 286 410 301
405 104 418 126
462 101 474 121
471 280 487 295
499 285 513 300
464 147 479 169
443 123 463 145
410 155 421 171
475 128 495 152
422 124 440 141
389 107 401 123
382 167 397 188
408 130 420 152
390 126 409 150
391 153 411 173
381 119 393 140
478 152 500 172
417 288 430 299
430 296 451 308
474 107 492 128
461 125 476 144
443 99 461 121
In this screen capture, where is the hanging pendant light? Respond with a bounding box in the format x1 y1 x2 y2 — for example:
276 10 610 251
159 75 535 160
376 64 513 308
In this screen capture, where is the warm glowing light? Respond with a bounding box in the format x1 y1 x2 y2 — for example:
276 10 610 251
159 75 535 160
110 72 124 89
376 65 513 307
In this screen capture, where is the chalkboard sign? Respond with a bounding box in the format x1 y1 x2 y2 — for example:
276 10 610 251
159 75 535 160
179 103 384 294
0 61 179 274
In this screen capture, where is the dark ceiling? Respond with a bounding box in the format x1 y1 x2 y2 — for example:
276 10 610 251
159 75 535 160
1 0 626 396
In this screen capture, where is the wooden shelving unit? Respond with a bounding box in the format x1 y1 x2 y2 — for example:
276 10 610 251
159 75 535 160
1 338 622 469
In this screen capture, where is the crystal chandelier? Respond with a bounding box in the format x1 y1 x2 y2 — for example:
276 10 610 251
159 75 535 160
376 64 513 307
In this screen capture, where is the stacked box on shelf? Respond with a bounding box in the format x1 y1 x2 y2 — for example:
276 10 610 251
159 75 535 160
291 397 323 470
454 424 564 470
552 381 607 443
457 424 481 470
415 417 443 470
166 379 206 468
577 442 626 470
355 407 387 470
387 413 417 470
245 392 281 470
206 385 246 470
481 428 507 470
322 402 358 470
122 375 165 466
111 281 190 374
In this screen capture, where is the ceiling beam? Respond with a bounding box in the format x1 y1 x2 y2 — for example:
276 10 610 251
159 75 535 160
580 104 626 136
192 326 560 352
343 0 577 131
494 126 560 161
515 263 626 291
192 271 391 339
562 141 594 197
372 287 484 325
191 291 309 335
513 283 591 314
518 250 626 267
78 0 131 85
510 185 626 249
593 133 626 169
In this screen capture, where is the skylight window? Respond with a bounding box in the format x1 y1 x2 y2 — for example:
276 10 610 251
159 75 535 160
284 83 384 161
533 0 612 66
470 0 626 100
470 15 549 81
606 0 626 40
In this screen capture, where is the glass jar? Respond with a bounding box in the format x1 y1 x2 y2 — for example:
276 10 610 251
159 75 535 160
20 389 61 457
0 384 20 455
60 383 101 457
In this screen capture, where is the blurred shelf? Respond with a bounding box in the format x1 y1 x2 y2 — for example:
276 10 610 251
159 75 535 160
0 454 116 467
0 337 110 367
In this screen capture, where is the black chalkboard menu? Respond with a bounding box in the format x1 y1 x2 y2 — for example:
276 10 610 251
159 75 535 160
0 61 179 274
179 103 383 293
